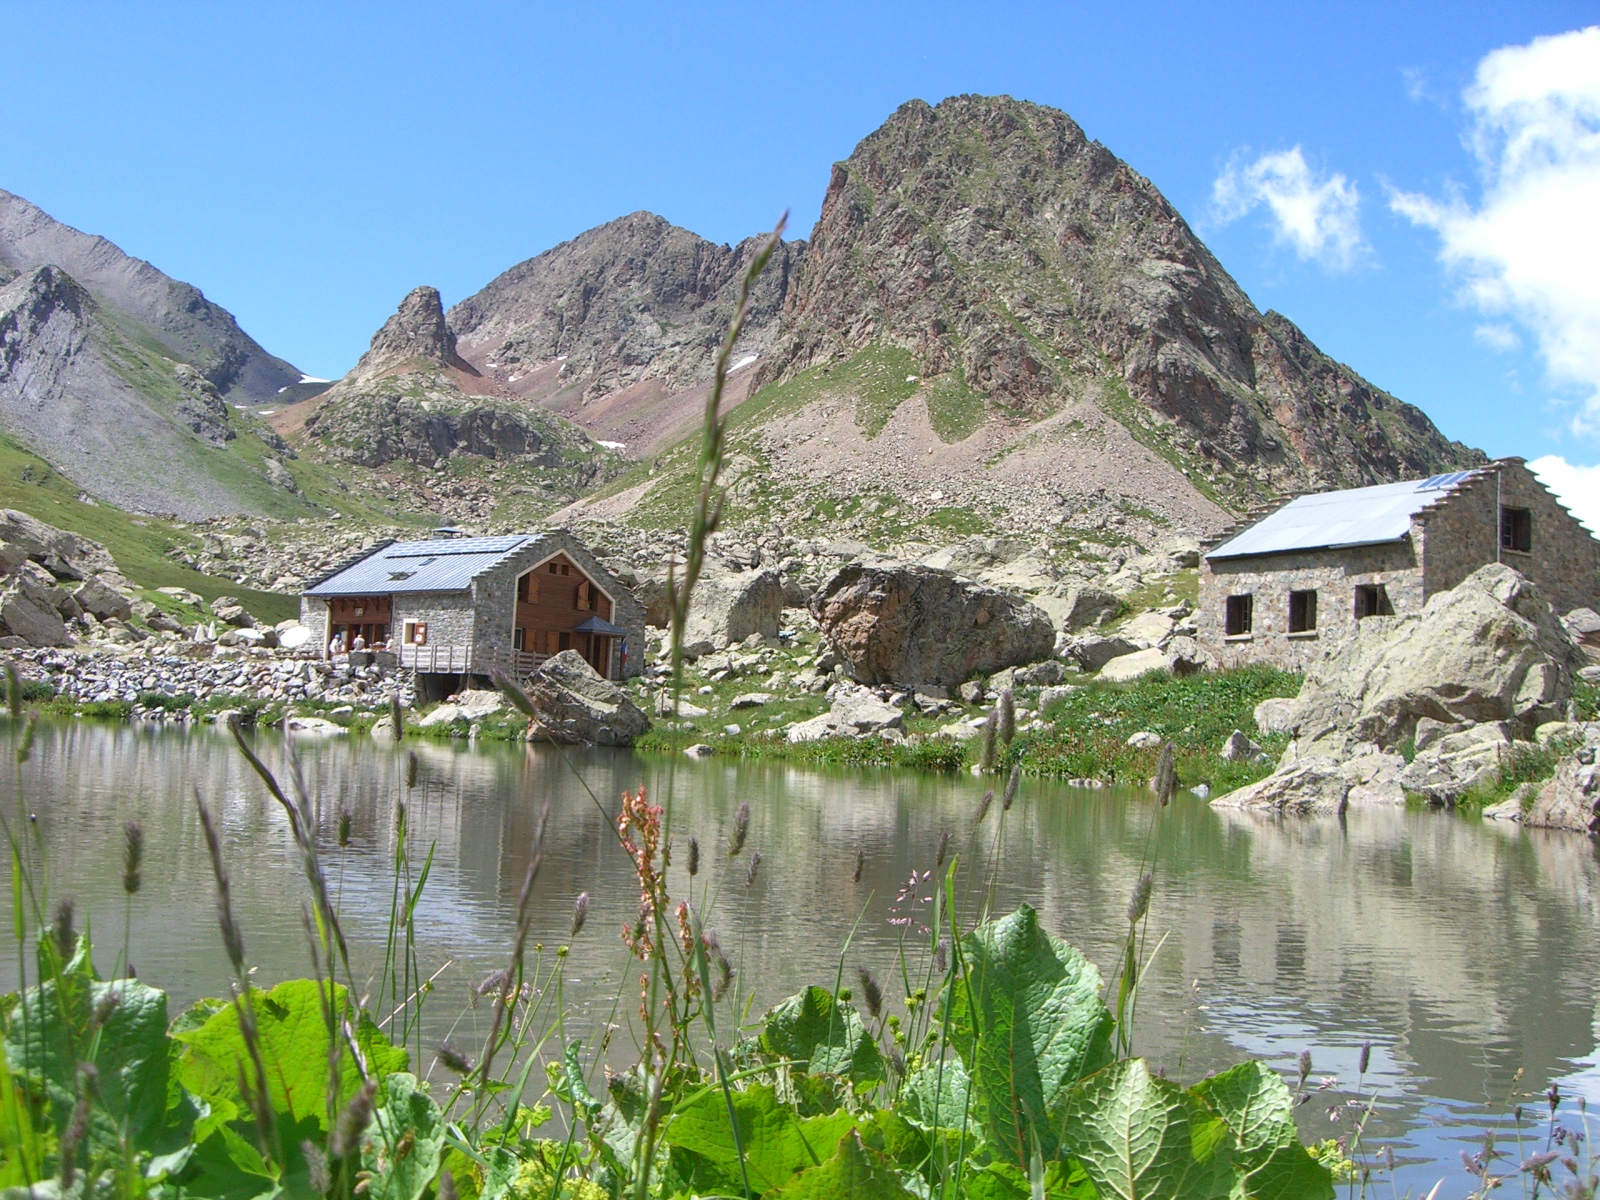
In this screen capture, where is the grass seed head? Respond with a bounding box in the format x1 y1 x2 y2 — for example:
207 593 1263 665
406 750 419 790
1126 872 1153 925
436 1040 474 1075
1003 765 1021 811
51 897 76 959
571 891 590 938
1298 1049 1313 1085
728 800 751 857
744 849 762 888
935 830 953 868
331 1080 376 1157
687 836 700 877
974 789 994 825
389 694 404 743
998 688 1016 744
852 846 864 884
337 808 352 848
856 967 883 1019
978 711 998 774
122 820 144 895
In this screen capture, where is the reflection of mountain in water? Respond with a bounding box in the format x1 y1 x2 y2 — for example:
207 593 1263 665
7 721 1600 1187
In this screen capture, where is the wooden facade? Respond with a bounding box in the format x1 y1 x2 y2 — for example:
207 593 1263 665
511 552 618 675
326 595 392 651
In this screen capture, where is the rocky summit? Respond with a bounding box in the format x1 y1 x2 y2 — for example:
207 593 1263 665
563 95 1478 556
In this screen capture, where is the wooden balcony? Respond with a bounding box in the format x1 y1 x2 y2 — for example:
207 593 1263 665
393 644 548 679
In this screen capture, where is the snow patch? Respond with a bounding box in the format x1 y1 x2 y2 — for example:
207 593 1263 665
299 374 331 384
597 440 627 451
729 354 759 372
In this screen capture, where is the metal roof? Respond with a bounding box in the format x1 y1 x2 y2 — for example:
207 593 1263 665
1205 472 1484 561
304 534 537 596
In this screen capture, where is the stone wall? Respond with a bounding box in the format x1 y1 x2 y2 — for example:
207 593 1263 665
299 596 329 649
1416 459 1600 614
1199 541 1421 669
394 592 476 649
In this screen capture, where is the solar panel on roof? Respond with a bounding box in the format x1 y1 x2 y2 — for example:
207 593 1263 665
1419 471 1471 491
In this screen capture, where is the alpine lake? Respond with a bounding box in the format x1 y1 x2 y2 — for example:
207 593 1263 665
7 716 1600 1194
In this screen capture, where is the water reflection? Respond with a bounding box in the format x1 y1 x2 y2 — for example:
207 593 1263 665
6 718 1600 1191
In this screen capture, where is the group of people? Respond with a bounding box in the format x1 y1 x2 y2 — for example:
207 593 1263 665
326 630 392 659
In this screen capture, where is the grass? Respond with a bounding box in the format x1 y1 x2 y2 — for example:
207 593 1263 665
924 366 988 443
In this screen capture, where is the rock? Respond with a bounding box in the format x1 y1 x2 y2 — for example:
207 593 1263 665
1099 647 1168 683
828 683 905 735
682 566 784 651
1013 660 1066 688
937 721 981 741
72 577 131 622
278 624 314 651
730 692 774 709
209 597 256 629
1050 585 1123 632
1067 635 1141 672
1122 611 1175 646
811 563 1054 688
283 716 347 736
1039 685 1079 709
1399 722 1511 803
957 680 986 705
684 743 715 759
1294 564 1583 756
1341 748 1409 807
524 650 650 746
1211 756 1350 816
1412 717 1457 751
786 714 837 744
1536 721 1574 745
1126 730 1162 749
0 576 71 647
1485 743 1600 834
1219 730 1264 762
1189 783 1212 799
0 509 121 584
654 693 708 719
1565 607 1600 660
1253 697 1300 735
1163 636 1212 677
369 715 397 740
450 689 505 721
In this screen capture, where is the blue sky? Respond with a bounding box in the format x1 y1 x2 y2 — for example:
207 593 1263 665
4 3 1599 511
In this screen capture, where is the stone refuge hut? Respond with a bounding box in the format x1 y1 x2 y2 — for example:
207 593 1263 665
1199 458 1600 669
300 530 645 699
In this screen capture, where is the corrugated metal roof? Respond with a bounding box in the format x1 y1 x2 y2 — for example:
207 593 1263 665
305 534 537 595
1206 472 1484 560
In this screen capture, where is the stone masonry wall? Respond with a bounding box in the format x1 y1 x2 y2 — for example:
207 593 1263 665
1417 459 1600 614
1199 541 1421 669
393 592 476 650
299 596 329 649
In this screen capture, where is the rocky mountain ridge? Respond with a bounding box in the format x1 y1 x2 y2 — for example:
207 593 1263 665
0 188 302 403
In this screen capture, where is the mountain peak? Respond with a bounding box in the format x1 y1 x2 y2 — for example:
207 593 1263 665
352 286 473 381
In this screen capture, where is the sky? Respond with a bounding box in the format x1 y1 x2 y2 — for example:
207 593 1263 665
3 3 1600 518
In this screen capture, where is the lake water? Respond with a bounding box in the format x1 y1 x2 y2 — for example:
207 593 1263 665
6 717 1600 1194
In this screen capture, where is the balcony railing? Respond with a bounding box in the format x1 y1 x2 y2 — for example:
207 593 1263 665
392 644 549 679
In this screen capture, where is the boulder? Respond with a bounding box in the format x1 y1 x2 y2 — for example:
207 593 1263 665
785 714 837 744
209 597 256 628
0 574 72 647
278 624 314 651
1565 607 1600 661
810 563 1054 688
524 650 650 746
729 692 774 709
1126 731 1162 749
1485 739 1600 834
1253 697 1300 735
1065 634 1141 673
653 693 708 719
1211 756 1350 816
0 509 121 584
682 566 783 651
282 716 347 736
1398 721 1512 803
73 577 132 622
1122 611 1175 646
1030 584 1122 633
1099 647 1168 683
1220 730 1264 762
828 683 905 735
1294 564 1583 756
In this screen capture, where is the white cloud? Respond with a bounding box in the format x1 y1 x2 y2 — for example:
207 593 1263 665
1530 454 1600 531
1474 322 1521 351
1213 146 1366 269
1391 26 1600 427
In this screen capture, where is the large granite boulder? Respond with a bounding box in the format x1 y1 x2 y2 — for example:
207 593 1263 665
0 570 72 647
524 650 650 746
0 509 122 585
681 566 783 653
810 563 1055 688
1485 725 1600 835
1294 564 1582 755
73 576 132 622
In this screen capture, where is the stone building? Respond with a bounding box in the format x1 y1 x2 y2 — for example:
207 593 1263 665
300 529 646 696
1198 458 1600 669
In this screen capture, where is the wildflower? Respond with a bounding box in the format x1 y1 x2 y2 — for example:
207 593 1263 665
974 789 994 825
1521 1150 1558 1176
122 820 144 895
436 1041 474 1075
571 892 590 938
935 830 952 868
728 801 751 857
997 688 1016 744
331 1080 376 1156
475 968 511 998
687 836 700 876
1125 873 1153 924
857 967 883 1019
51 898 76 959
852 846 864 884
745 850 762 888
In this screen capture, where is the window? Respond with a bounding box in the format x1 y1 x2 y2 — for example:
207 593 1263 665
549 563 558 574
1288 589 1318 634
558 632 571 651
1354 584 1394 619
403 620 426 646
575 580 598 611
513 627 524 651
1501 506 1532 553
517 573 539 603
1225 594 1253 637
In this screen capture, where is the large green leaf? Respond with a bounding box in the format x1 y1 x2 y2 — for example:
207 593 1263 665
771 1129 918 1199
662 1082 856 1194
5 970 172 1152
897 1057 972 1131
964 1160 1097 1200
946 904 1113 1165
1192 1062 1334 1200
174 979 407 1129
761 986 885 1084
1060 1059 1235 1200
363 1072 445 1200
